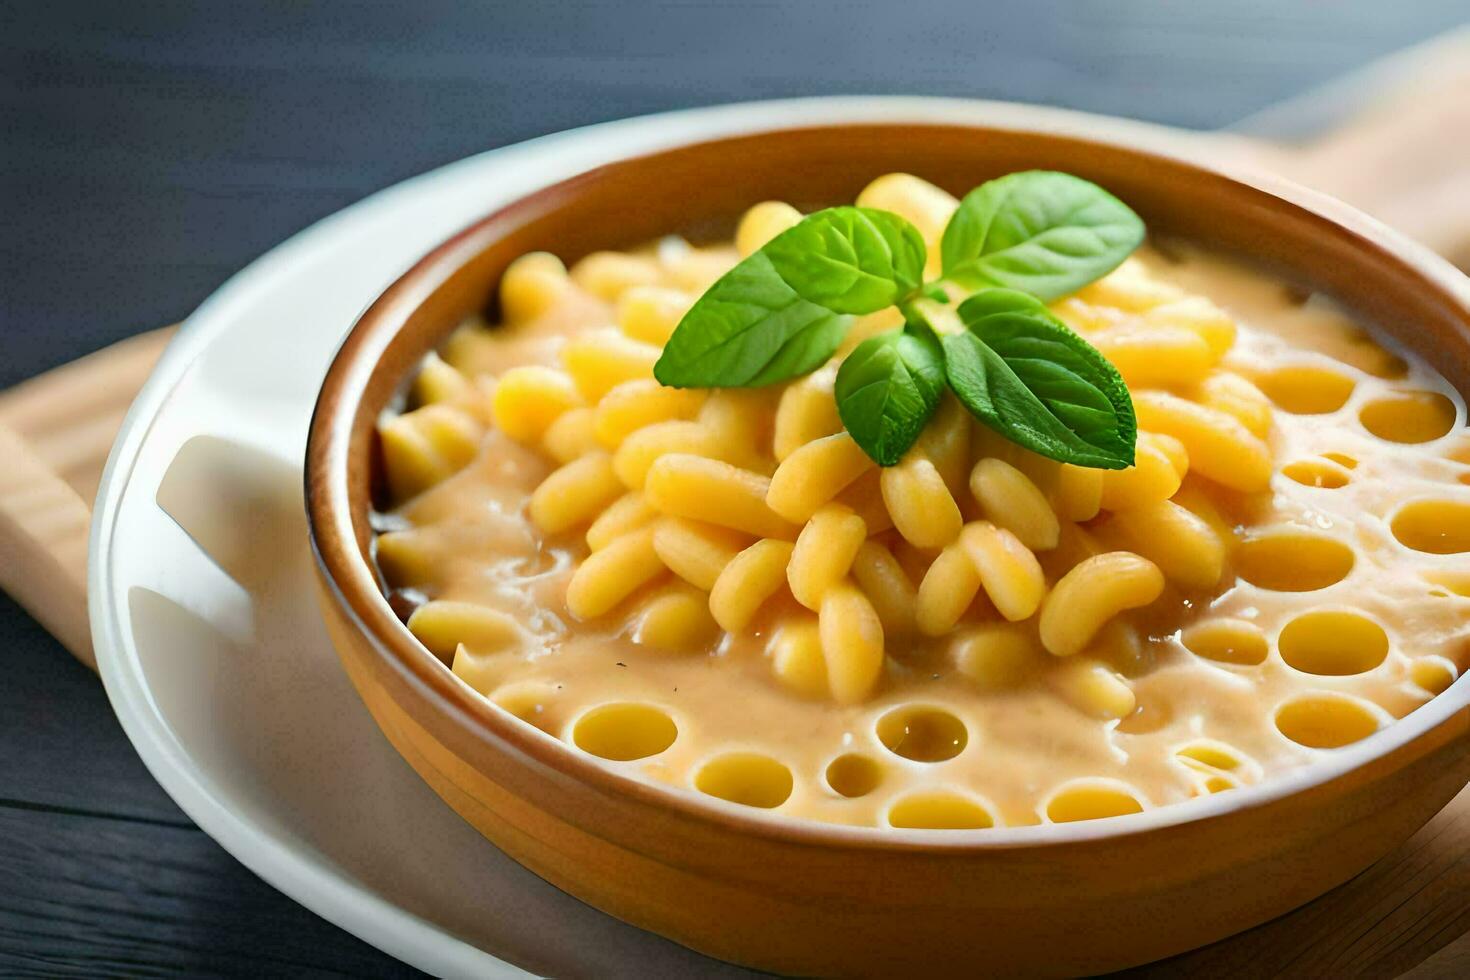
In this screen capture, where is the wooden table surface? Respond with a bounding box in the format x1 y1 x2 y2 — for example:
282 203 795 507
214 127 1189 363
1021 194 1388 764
3 3 1469 975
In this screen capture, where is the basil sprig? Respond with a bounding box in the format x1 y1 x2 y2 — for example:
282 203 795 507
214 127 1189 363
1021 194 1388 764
652 170 1144 468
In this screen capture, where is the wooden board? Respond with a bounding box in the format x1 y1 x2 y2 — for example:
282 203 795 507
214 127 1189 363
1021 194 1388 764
0 327 174 669
0 36 1466 977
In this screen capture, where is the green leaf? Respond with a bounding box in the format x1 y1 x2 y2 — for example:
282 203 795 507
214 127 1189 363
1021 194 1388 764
654 250 853 388
956 287 1048 319
940 171 1144 301
944 294 1136 469
764 206 927 314
834 324 946 466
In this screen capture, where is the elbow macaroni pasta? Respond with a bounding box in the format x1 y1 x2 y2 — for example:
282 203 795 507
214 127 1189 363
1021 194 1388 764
767 432 875 523
372 178 1470 830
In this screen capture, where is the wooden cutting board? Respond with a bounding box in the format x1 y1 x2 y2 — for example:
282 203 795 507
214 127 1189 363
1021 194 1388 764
0 326 174 668
1 38 1466 977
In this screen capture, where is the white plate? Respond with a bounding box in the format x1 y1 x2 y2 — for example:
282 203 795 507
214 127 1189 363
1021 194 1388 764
87 97 1470 976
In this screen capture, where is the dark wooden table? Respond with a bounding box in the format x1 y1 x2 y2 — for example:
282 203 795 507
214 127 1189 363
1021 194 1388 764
3 2 1467 975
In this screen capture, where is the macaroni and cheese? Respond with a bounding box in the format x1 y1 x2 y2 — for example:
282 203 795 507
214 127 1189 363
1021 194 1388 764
371 174 1469 829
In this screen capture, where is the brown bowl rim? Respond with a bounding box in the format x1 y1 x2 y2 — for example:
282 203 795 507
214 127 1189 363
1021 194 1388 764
306 101 1470 853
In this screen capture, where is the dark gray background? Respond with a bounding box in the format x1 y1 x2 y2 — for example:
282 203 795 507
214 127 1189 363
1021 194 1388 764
2 1 1466 975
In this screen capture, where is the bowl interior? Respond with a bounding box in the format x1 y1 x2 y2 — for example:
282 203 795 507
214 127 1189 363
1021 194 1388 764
308 118 1470 844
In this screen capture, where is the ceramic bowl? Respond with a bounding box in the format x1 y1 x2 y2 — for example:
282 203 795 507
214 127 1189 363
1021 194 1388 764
306 106 1470 977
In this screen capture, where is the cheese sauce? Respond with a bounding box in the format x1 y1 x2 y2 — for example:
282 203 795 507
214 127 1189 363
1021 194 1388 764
378 239 1469 829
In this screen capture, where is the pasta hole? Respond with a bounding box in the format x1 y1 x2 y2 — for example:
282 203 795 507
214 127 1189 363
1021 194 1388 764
1282 459 1350 489
1181 618 1268 666
1175 743 1248 794
1425 571 1470 598
1275 693 1381 748
1409 657 1457 696
1444 439 1470 481
1045 782 1145 823
1278 611 1388 675
1359 391 1456 444
572 703 677 761
1195 773 1239 795
1353 346 1409 380
1176 740 1247 773
695 753 793 809
888 792 994 829
1321 452 1358 469
1235 531 1354 591
876 706 968 762
1391 500 1470 554
1255 365 1355 415
825 754 884 798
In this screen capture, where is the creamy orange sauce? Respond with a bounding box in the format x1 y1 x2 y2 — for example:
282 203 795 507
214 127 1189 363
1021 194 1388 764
377 235 1469 830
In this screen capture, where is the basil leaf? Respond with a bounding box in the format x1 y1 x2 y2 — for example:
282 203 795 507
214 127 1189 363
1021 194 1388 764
940 171 1144 301
835 324 946 466
957 287 1048 319
745 309 852 386
944 295 1135 469
654 251 853 388
765 206 927 314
